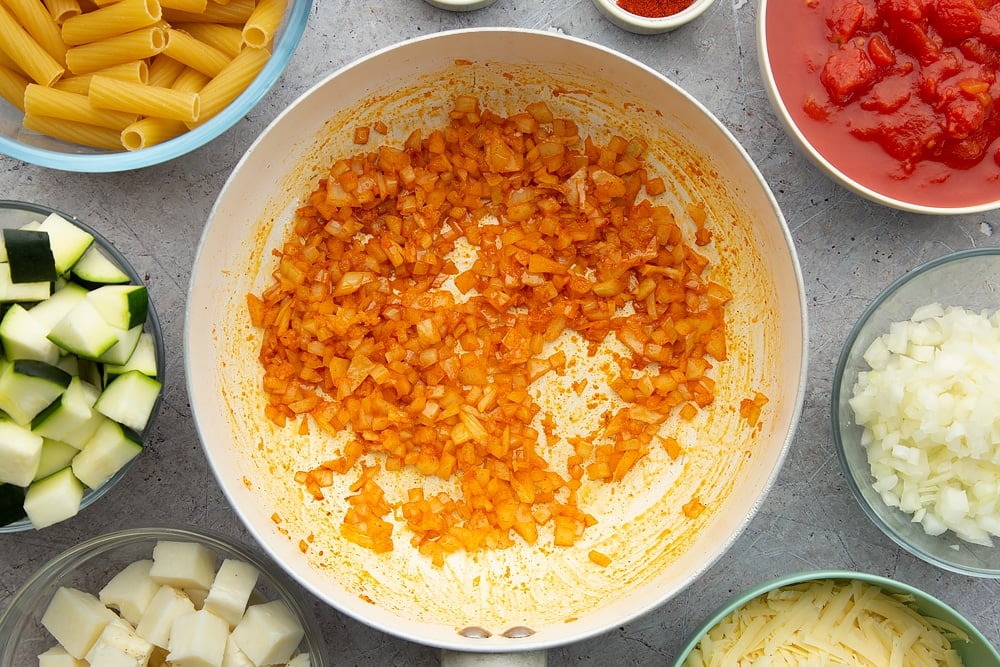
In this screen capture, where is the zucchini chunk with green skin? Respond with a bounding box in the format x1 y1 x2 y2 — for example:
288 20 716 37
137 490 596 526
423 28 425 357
32 376 98 444
104 331 158 380
0 262 50 302
47 299 121 360
95 324 143 366
0 419 44 487
23 466 85 530
86 284 148 330
28 282 88 329
34 439 80 481
0 482 26 525
94 370 161 433
2 228 57 283
0 303 61 365
37 212 95 274
0 359 73 425
72 418 141 489
72 245 130 285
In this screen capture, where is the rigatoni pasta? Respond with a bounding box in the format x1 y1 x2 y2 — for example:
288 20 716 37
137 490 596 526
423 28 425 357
1 0 291 151
242 0 284 48
0 3 65 86
60 0 162 46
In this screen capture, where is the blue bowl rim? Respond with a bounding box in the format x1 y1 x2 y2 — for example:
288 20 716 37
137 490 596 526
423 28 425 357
0 0 312 173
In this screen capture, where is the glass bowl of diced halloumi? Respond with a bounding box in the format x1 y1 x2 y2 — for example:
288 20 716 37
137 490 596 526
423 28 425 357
0 525 329 667
0 0 312 172
0 200 164 532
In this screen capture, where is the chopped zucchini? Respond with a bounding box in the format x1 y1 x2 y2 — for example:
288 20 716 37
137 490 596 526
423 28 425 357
47 299 121 360
23 466 84 529
0 262 50 303
94 370 161 433
34 439 80 481
37 212 94 274
86 284 148 330
3 228 56 283
72 245 130 285
72 419 141 489
105 332 158 380
31 376 97 443
0 419 44 486
95 324 142 366
29 282 88 329
0 303 61 365
0 359 72 425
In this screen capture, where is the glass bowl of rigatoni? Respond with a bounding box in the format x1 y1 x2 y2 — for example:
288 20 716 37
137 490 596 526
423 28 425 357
0 0 311 172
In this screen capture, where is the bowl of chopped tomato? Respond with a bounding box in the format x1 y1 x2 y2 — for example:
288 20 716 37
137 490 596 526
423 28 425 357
758 0 1000 214
186 27 808 659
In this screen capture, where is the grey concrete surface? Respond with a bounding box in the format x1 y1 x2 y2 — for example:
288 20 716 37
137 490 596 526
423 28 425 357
2 0 999 664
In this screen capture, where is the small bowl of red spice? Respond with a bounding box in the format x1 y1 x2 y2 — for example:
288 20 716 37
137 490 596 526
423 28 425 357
592 0 717 34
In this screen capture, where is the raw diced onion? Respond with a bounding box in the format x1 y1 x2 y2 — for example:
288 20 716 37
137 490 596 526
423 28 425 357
848 304 1000 546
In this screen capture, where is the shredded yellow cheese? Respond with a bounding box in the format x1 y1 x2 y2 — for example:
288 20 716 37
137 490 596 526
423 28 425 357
684 579 967 666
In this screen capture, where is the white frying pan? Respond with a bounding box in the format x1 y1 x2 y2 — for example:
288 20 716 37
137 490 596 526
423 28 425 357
185 28 807 665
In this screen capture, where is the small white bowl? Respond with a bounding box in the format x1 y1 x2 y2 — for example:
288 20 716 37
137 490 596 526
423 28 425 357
422 0 498 10
591 0 717 34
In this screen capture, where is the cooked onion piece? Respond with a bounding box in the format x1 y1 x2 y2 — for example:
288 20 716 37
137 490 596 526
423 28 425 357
250 97 734 563
849 304 1000 546
684 579 967 666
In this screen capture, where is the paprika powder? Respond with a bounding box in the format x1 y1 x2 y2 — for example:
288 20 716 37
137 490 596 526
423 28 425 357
617 0 695 18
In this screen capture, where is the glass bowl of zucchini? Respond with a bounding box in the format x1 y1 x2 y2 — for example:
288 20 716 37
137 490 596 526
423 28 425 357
0 525 329 666
0 200 164 533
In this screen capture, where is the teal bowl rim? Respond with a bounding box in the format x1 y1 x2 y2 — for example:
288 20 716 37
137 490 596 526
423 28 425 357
0 0 312 173
0 199 165 532
830 247 1000 577
671 569 1000 665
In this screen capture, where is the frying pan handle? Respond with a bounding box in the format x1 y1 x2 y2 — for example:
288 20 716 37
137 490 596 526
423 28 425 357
440 650 548 666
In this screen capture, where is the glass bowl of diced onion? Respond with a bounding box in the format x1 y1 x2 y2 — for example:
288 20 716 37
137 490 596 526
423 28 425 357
0 525 329 666
0 0 311 172
671 570 1000 665
832 248 1000 577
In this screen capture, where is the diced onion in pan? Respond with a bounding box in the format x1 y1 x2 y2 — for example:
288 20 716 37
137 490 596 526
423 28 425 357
849 304 1000 546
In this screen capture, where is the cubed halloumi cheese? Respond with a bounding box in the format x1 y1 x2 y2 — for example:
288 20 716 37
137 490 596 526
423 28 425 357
221 635 254 667
166 609 229 667
149 540 217 590
99 559 160 626
38 645 87 667
185 587 210 609
134 585 196 649
85 615 153 667
286 653 312 667
203 559 260 627
40 586 117 660
230 600 304 667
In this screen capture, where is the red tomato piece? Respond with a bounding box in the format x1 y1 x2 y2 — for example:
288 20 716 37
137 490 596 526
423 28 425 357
878 0 927 23
827 0 866 42
888 19 942 65
944 96 987 138
932 0 981 42
868 34 897 66
860 76 914 112
821 42 879 103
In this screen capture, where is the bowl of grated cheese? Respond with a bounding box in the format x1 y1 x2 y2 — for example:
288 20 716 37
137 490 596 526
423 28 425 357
832 247 1000 577
673 570 1000 666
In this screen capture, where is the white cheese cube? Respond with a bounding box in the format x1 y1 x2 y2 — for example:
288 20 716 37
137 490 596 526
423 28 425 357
220 635 255 667
149 540 217 590
40 587 116 659
166 609 229 667
203 559 260 627
99 559 160 625
286 653 312 667
37 645 87 667
85 616 153 667
230 601 304 666
134 585 196 649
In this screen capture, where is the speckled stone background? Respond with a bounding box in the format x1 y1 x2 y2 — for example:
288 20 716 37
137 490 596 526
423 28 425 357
1 1 998 664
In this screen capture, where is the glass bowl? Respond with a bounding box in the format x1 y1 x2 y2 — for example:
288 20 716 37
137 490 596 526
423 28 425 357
672 570 1000 665
591 0 717 34
0 0 311 173
0 200 164 533
832 248 1000 577
0 525 329 666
